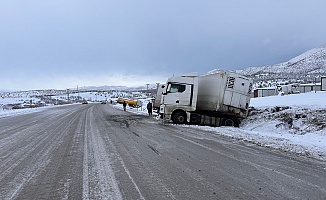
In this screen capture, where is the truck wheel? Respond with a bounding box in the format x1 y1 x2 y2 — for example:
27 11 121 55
222 118 238 127
172 112 186 124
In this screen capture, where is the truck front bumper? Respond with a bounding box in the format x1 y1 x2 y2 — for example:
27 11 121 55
160 105 172 121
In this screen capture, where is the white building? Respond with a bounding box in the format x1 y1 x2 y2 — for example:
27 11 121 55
299 83 321 93
321 77 326 91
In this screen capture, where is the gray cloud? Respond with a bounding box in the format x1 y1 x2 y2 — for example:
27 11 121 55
1 0 326 90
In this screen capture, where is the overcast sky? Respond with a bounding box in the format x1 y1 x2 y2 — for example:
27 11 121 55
1 0 326 91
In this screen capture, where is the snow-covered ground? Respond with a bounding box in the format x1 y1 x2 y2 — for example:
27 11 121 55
239 92 326 161
2 91 326 161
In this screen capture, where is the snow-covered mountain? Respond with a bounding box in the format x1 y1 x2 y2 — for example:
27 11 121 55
237 44 326 84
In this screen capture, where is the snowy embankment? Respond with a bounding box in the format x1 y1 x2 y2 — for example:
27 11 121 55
0 106 48 118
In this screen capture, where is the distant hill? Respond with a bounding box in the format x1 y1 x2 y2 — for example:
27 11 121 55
77 84 158 91
78 85 130 91
0 85 159 95
236 44 326 84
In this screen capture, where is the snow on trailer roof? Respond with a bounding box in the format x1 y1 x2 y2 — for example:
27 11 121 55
180 72 198 77
204 69 237 75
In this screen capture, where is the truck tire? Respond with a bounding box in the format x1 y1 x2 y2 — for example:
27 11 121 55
172 111 186 124
222 117 239 127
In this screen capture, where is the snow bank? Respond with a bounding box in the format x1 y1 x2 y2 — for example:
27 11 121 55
211 92 326 161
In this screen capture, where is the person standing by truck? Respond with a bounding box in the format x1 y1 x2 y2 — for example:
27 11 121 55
147 101 153 116
123 101 127 111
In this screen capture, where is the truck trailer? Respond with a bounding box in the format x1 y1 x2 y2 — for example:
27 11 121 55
159 70 253 127
153 83 166 112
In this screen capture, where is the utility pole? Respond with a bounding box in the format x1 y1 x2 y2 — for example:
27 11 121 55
146 84 150 97
67 89 70 102
77 85 79 102
315 77 317 93
155 83 160 98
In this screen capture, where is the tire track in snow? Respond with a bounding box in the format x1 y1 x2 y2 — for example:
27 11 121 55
98 110 173 200
93 105 147 200
103 132 146 200
83 106 122 200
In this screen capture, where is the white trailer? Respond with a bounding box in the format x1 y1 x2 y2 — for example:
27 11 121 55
159 70 253 127
153 84 166 112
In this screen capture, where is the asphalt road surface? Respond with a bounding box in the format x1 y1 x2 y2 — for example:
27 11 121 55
0 104 325 200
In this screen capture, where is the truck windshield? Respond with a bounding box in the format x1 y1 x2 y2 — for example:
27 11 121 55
168 84 186 93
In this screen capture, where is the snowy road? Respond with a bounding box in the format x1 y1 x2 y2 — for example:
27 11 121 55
0 104 325 199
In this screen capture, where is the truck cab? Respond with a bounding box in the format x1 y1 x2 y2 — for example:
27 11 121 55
160 73 198 124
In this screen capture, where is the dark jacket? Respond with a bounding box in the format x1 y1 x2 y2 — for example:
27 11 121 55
147 102 152 109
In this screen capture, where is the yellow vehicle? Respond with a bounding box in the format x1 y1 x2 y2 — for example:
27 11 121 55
127 99 137 107
126 99 143 108
117 97 128 104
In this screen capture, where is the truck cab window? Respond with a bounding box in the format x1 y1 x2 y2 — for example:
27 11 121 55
169 84 186 93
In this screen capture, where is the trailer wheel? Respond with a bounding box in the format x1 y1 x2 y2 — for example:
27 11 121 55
222 118 239 127
172 111 186 124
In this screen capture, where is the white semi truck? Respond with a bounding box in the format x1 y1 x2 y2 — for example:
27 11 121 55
159 70 253 127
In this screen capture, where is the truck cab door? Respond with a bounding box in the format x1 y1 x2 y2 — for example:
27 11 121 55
178 84 193 106
162 83 193 106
